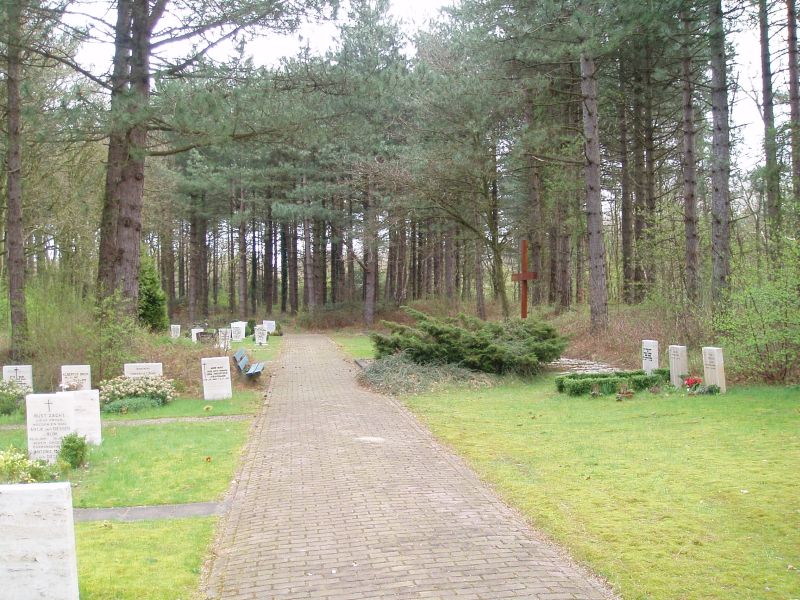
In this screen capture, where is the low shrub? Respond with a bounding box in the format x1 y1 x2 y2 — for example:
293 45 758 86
558 370 668 396
58 433 88 469
101 396 162 414
0 379 30 415
99 375 176 407
0 447 61 483
372 308 566 376
358 352 495 396
246 319 256 336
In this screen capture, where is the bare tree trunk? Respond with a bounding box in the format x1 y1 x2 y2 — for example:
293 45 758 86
474 236 486 320
212 226 218 307
363 178 378 327
303 214 315 310
250 215 257 315
760 0 781 253
5 0 27 359
228 201 236 313
265 207 273 314
280 222 288 313
581 52 609 332
788 0 800 226
237 199 248 319
444 227 454 301
710 0 732 302
548 226 558 304
289 221 299 315
410 219 418 300
396 218 407 304
682 12 700 303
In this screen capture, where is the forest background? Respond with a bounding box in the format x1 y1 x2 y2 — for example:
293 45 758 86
1 0 798 385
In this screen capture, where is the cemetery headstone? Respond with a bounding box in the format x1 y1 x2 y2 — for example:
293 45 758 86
217 328 232 350
702 347 727 393
667 345 688 388
58 390 102 445
170 324 181 339
196 331 216 344
201 357 232 400
123 362 164 378
2 364 33 390
0 482 79 600
26 394 74 464
641 340 659 375
264 320 277 334
60 364 91 391
191 328 204 342
230 322 246 342
254 325 268 346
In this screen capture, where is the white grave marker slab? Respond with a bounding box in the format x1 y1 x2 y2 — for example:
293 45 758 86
26 394 74 463
254 325 268 346
2 364 33 390
702 347 727 393
230 322 246 342
191 328 204 342
201 357 232 400
264 320 277 333
668 345 688 388
217 328 232 350
170 324 181 339
60 364 91 391
641 340 659 375
58 390 102 445
123 362 164 378
0 482 79 600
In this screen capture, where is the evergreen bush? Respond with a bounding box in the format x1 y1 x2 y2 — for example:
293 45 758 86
138 251 169 332
371 308 566 376
557 370 668 396
58 433 88 469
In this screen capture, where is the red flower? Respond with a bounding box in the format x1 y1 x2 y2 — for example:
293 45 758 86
684 376 702 389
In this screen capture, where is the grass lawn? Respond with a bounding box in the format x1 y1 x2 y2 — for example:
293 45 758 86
1 420 249 507
404 378 800 599
329 332 375 359
233 333 283 362
105 390 262 421
77 517 214 600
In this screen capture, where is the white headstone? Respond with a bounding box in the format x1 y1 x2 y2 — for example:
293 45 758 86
667 345 688 388
641 340 659 375
191 328 204 343
264 320 277 334
123 362 164 378
26 394 75 464
217 328 232 350
57 390 102 445
0 482 79 600
170 324 181 339
60 364 91 391
254 325 268 346
702 347 727 393
2 364 33 390
230 322 246 342
201 357 232 400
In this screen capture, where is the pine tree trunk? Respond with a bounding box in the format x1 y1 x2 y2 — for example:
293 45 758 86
5 0 27 360
212 226 218 307
289 221 299 315
581 52 609 332
280 222 288 313
397 219 407 304
250 215 257 315
410 219 418 300
682 12 700 303
710 0 732 302
474 235 486 320
788 0 800 223
444 228 455 301
760 0 781 253
265 208 273 315
363 178 378 327
228 202 236 313
303 214 315 310
548 227 558 304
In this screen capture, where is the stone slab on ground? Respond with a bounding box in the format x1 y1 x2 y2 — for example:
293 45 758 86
204 334 615 600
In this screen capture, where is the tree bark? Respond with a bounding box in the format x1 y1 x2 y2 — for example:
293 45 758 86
363 177 378 327
265 208 273 315
788 0 800 226
238 200 248 320
5 0 28 359
280 222 288 313
474 235 486 320
289 220 299 315
760 0 781 253
682 12 700 303
710 0 732 302
580 52 609 332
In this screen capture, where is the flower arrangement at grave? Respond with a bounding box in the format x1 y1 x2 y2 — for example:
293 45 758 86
684 376 703 392
98 375 176 413
0 379 31 415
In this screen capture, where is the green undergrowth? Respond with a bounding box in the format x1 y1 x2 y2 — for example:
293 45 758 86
77 517 214 600
358 352 497 396
404 378 800 599
329 333 376 360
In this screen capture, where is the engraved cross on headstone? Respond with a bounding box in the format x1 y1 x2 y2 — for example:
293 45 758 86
44 397 53 412
511 240 537 319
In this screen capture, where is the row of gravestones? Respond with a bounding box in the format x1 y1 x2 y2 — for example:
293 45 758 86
172 320 276 348
641 340 727 393
1 360 165 599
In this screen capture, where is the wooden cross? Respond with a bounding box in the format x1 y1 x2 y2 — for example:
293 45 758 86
511 239 537 319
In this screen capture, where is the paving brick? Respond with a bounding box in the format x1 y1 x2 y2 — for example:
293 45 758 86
204 334 616 599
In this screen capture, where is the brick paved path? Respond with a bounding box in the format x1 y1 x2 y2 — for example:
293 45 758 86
204 334 615 600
